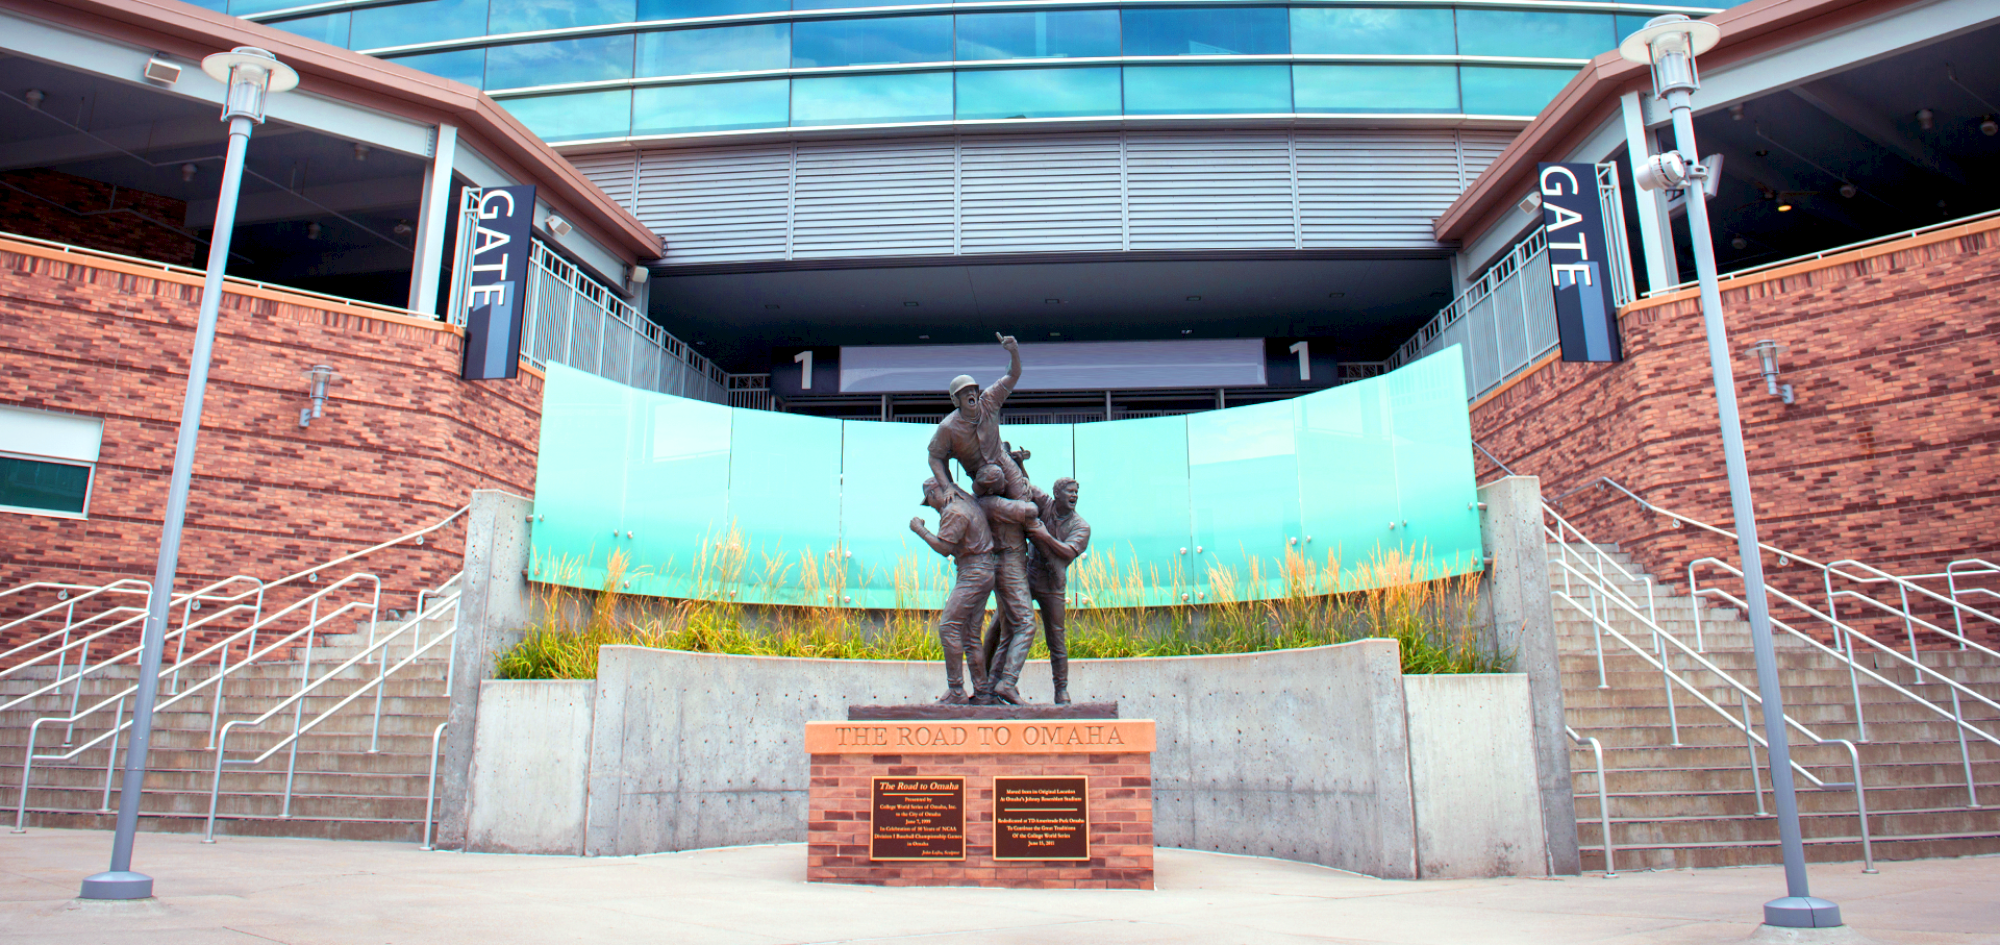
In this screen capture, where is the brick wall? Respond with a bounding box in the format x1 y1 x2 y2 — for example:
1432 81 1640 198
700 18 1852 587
808 750 1154 889
1471 218 2000 646
0 234 542 658
0 169 200 266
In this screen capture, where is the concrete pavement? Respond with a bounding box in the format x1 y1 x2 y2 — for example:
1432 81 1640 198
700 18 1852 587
2 829 1996 944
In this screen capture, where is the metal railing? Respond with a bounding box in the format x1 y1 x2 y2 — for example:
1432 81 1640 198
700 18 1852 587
726 373 779 411
203 587 462 841
1390 162 1633 400
1546 513 1878 873
1567 725 1616 878
446 189 725 403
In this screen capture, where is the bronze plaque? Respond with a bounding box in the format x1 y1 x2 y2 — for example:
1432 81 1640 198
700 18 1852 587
993 776 1090 861
870 777 966 861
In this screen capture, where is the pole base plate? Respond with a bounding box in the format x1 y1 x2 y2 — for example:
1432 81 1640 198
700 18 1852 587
79 871 153 900
1763 896 1842 929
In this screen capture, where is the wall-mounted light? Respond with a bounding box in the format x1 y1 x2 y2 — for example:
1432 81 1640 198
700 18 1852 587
1916 108 1935 130
1983 115 1998 137
305 221 321 240
181 163 198 182
144 58 182 86
392 219 413 235
1517 191 1542 215
1838 182 1857 199
299 364 339 427
627 264 650 286
353 143 370 161
546 214 572 237
1731 236 1748 250
1744 340 1794 405
23 89 44 109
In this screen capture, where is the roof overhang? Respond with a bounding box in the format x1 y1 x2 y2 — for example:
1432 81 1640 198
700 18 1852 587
1432 0 1936 246
10 0 661 261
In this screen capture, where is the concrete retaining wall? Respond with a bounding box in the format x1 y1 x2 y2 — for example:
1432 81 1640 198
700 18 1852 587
1404 674 1548 879
464 680 595 855
463 642 1544 878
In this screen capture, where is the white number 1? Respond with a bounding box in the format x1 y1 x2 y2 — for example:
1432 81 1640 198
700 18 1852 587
1289 341 1310 382
795 350 813 389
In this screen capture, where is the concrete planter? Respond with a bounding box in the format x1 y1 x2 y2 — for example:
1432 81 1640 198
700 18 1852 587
461 643 1552 878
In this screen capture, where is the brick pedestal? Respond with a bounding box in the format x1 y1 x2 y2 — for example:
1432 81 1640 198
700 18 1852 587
805 719 1155 889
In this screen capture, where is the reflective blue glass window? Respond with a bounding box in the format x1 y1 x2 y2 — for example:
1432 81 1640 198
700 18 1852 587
956 67 1121 119
1124 65 1289 114
792 72 952 125
270 12 351 49
1293 64 1457 113
1122 7 1287 56
794 0 933 9
385 49 488 88
352 0 489 51
501 89 633 141
1459 65 1576 116
486 35 635 90
1456 11 1617 60
792 16 952 68
489 0 634 34
956 11 1121 61
228 0 305 14
639 24 789 77
634 79 789 134
637 0 787 19
1290 7 1454 55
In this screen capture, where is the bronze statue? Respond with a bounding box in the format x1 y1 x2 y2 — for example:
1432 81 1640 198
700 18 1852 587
910 476 994 703
928 334 1031 500
982 473 1089 704
969 464 1041 705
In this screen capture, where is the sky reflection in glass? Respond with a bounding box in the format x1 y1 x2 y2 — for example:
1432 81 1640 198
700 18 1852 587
956 67 1122 119
1122 7 1288 56
639 23 790 77
792 16 952 68
505 89 634 141
1124 64 1290 114
634 79 790 133
956 11 1122 60
1293 64 1458 112
1289 7 1455 55
792 72 953 125
487 35 636 89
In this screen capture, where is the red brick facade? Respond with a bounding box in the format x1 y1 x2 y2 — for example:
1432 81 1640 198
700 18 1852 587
1470 219 2000 646
808 749 1154 889
0 234 542 657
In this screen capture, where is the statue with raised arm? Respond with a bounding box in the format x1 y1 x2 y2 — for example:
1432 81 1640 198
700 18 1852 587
928 333 1031 501
910 476 995 703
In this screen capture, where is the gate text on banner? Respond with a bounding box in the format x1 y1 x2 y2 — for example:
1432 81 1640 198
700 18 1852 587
1537 163 1623 363
462 185 537 381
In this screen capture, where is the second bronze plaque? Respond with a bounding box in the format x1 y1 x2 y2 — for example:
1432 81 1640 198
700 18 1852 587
992 776 1090 861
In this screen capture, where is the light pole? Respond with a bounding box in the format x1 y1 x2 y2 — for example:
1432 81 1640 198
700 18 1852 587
1618 15 1842 930
79 46 297 902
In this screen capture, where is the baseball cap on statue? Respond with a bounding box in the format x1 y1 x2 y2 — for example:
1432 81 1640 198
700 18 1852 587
948 375 977 396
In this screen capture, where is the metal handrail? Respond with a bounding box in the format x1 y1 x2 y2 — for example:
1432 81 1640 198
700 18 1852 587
0 580 152 658
1549 555 1877 871
10 574 383 832
203 590 462 841
1566 726 1616 878
420 720 448 851
1544 503 1658 688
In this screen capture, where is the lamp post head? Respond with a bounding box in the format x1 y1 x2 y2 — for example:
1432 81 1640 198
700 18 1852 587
201 46 298 123
1617 15 1721 100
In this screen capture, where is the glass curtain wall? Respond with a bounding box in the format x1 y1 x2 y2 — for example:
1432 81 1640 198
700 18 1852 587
250 1 1744 140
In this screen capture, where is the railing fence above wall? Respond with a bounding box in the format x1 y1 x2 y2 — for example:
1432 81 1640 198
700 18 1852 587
1391 162 1634 400
446 189 725 403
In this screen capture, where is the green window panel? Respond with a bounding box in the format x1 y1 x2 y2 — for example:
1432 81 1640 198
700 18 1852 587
1295 370 1402 589
840 420 951 610
1123 64 1291 116
530 364 635 590
622 389 734 599
1385 348 1483 578
1188 399 1302 603
1072 414 1190 608
634 80 790 136
728 409 844 606
955 67 1123 121
0 456 90 516
791 72 954 126
1293 64 1459 114
501 89 633 142
638 23 790 79
1455 10 1617 61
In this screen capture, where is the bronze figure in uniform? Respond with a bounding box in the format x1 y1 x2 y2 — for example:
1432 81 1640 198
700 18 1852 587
969 464 1040 705
927 334 1031 501
910 476 995 703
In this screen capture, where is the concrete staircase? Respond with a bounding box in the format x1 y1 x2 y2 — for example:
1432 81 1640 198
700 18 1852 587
0 620 452 842
1552 543 2000 871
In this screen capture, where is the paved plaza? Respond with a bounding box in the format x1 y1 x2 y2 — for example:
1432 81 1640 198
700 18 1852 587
2 829 1996 944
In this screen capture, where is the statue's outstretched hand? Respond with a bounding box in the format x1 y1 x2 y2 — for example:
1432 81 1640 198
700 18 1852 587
995 332 1018 352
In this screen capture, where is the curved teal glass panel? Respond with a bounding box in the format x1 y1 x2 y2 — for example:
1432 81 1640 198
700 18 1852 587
351 0 487 50
271 12 351 48
502 89 633 141
956 67 1122 121
533 349 1480 606
1124 64 1290 115
1455 10 1617 60
1290 7 1454 55
489 0 634 34
634 79 789 135
1460 64 1579 116
956 10 1122 61
792 16 952 69
487 35 635 90
792 72 953 125
639 23 790 78
637 0 785 18
1294 64 1458 114
1122 6 1289 56
385 49 487 89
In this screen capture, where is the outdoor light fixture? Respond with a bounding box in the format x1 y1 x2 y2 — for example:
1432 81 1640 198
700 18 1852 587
1745 340 1794 404
299 364 339 427
1517 191 1542 214
1983 116 1998 137
143 57 182 85
1916 108 1935 130
1777 200 1793 212
1729 104 1744 120
627 265 650 285
80 45 295 904
1839 182 1858 199
393 219 413 235
23 88 43 109
546 214 573 237
1620 15 1844 931
181 163 198 182
306 221 321 240
1731 236 1748 250
353 143 369 161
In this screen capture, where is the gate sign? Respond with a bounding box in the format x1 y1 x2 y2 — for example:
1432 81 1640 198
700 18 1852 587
461 185 536 381
1537 163 1622 363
